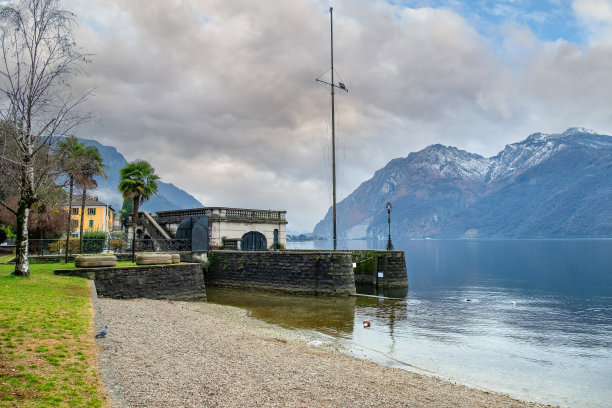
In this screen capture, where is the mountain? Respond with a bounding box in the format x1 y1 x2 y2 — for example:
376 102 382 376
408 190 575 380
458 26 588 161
313 128 612 239
79 139 203 212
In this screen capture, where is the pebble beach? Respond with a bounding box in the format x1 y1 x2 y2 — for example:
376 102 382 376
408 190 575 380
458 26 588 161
92 290 553 408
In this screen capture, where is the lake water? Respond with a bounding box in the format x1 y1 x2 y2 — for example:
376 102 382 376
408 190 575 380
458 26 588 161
205 239 612 408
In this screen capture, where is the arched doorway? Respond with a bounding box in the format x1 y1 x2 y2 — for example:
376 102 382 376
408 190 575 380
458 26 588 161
241 231 267 251
175 216 208 251
192 217 209 252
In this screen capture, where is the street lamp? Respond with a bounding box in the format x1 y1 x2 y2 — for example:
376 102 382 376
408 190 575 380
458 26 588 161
386 201 393 250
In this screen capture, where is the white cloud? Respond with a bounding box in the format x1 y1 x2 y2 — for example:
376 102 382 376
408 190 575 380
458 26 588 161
63 0 612 232
572 0 612 43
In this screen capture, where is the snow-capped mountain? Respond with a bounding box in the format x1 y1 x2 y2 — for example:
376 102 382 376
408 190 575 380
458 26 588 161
313 128 612 239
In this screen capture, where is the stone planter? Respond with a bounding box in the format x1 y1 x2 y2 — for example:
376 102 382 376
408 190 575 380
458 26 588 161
135 253 172 265
75 255 117 268
171 254 180 264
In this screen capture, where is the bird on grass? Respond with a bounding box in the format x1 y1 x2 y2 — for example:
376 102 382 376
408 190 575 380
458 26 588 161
95 325 108 338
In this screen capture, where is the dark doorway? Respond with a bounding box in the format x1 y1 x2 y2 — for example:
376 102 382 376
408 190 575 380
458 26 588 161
241 231 267 251
192 216 209 252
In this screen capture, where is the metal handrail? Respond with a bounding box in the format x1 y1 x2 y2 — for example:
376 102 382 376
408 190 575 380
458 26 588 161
142 211 171 239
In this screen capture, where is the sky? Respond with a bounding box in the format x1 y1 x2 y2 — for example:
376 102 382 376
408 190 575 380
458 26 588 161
61 0 612 232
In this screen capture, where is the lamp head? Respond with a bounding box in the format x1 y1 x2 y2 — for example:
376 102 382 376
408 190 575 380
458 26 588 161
386 202 392 211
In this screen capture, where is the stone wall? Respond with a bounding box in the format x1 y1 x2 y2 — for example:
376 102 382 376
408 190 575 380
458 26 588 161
205 250 356 296
55 263 205 300
352 250 408 288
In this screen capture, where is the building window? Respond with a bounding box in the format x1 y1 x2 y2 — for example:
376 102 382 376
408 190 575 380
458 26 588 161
72 219 78 227
89 220 94 228
87 208 96 215
71 208 79 215
222 239 238 250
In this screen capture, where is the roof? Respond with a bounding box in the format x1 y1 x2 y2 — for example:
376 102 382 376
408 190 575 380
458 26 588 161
66 199 110 207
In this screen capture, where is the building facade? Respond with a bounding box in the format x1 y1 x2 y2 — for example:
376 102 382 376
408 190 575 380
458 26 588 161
65 196 115 237
145 207 287 251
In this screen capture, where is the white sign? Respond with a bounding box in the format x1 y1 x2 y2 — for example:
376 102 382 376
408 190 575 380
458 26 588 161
377 272 384 278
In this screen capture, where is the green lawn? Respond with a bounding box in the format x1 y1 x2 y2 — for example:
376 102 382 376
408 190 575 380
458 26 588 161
0 261 108 407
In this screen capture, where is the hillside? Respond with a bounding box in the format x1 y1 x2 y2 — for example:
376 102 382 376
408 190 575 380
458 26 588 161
313 128 612 239
80 139 203 212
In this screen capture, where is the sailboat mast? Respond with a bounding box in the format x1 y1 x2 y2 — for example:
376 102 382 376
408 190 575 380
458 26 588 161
330 6 337 250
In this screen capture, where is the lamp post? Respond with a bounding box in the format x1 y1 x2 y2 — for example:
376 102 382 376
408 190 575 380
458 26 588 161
386 201 393 250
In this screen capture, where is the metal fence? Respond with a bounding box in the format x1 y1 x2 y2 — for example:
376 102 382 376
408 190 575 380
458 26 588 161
25 238 193 256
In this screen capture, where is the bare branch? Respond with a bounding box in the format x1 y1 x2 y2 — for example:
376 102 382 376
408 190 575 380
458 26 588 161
0 0 92 276
0 197 17 215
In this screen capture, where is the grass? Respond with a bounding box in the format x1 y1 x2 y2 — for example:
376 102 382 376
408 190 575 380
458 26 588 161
0 259 108 407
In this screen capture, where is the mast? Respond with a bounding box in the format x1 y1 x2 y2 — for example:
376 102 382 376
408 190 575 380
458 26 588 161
316 7 347 250
330 6 337 251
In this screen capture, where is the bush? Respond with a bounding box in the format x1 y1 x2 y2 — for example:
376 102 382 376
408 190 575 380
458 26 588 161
268 242 285 250
353 250 378 274
48 238 80 254
108 239 126 252
82 231 107 254
48 241 59 254
0 224 15 241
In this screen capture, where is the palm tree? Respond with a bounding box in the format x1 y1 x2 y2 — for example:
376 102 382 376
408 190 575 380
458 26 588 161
54 137 86 262
118 160 159 261
76 145 107 253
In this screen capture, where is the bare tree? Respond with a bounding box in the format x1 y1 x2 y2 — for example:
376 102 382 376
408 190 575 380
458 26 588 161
0 0 91 276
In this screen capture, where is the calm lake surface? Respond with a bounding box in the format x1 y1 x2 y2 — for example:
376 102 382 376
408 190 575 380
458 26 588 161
205 239 612 408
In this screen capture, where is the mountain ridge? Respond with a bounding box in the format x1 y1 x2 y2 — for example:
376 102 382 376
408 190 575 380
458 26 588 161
313 128 612 239
79 138 203 213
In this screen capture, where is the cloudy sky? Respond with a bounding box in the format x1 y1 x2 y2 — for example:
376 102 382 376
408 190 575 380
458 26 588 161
64 0 612 232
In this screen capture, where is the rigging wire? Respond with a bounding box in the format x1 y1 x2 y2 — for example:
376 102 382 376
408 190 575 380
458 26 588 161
315 67 332 81
333 68 346 86
335 91 346 187
321 120 332 212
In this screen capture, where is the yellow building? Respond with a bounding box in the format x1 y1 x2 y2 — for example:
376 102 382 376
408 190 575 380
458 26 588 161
65 196 115 237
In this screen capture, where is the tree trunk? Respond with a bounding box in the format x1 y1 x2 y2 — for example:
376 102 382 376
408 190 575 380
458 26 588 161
79 188 86 253
13 200 30 277
13 148 36 277
131 197 139 262
64 176 74 263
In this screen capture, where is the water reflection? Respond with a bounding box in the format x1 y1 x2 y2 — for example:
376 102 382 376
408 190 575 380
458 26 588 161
207 239 612 408
205 287 411 342
354 284 408 299
205 287 357 338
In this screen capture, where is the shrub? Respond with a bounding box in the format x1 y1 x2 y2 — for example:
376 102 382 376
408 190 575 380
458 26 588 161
48 238 80 254
353 250 378 274
268 242 285 250
48 241 60 254
108 239 126 252
82 231 107 254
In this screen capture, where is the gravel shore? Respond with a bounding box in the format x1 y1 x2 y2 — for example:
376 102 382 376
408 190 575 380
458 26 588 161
92 291 553 408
